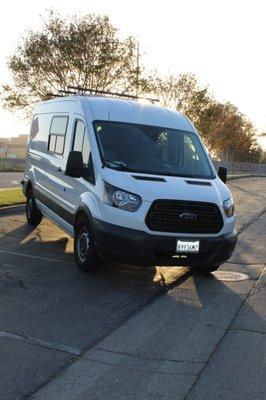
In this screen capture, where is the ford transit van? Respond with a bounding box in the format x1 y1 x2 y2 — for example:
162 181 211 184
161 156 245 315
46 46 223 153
22 95 237 272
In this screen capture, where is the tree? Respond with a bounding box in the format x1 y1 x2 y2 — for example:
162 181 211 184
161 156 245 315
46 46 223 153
151 73 213 125
151 74 262 162
200 102 262 162
1 11 262 163
1 11 146 114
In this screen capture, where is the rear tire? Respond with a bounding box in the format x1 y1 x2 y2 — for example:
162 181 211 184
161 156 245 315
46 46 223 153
26 187 43 227
74 217 103 273
191 264 220 274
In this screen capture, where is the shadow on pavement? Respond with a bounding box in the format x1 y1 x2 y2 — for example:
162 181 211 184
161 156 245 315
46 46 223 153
0 211 265 400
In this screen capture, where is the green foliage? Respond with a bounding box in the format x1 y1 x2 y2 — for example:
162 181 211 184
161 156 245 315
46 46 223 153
2 11 145 113
151 74 263 162
1 10 263 163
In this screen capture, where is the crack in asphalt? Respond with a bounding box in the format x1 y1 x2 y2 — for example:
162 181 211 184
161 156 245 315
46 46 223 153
249 282 266 295
0 329 81 356
82 356 199 376
88 347 205 365
0 271 28 289
237 207 266 235
229 328 266 335
35 227 44 258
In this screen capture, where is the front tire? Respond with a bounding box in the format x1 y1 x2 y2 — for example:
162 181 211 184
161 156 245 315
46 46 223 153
74 217 103 273
26 188 43 227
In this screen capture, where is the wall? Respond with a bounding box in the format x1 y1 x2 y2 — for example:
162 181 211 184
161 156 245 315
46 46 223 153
0 158 26 171
213 160 266 176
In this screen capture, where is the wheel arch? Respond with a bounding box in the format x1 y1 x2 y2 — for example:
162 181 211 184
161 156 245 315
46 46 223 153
73 205 93 233
25 180 33 197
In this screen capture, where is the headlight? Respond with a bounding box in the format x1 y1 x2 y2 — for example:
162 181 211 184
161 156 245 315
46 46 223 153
104 182 142 212
223 197 235 218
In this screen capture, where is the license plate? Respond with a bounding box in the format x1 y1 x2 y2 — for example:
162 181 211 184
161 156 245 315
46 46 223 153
176 240 199 253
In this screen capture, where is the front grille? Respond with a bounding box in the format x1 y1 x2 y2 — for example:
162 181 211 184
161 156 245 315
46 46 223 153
146 200 223 234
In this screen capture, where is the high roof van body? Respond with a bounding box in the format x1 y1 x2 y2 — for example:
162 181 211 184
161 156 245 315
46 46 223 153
22 96 237 272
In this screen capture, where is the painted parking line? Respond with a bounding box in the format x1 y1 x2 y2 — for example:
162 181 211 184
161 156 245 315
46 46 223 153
0 181 19 184
0 249 75 265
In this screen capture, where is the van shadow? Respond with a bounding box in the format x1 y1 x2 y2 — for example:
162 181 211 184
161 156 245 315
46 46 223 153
1 214 265 394
1 214 264 305
0 216 193 293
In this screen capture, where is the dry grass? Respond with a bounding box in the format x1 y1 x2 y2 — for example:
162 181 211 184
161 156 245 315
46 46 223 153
0 188 25 207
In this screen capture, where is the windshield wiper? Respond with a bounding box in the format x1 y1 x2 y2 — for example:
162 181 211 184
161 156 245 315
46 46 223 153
103 159 133 171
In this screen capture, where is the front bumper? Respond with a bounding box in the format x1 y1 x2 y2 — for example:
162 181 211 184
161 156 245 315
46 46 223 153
91 218 238 266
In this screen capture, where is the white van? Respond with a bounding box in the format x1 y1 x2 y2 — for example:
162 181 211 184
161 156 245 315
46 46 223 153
22 95 237 273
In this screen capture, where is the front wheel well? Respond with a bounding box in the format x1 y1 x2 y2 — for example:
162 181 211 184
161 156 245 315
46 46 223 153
73 209 91 233
25 181 33 197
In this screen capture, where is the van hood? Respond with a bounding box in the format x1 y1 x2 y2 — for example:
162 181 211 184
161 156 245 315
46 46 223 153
100 169 232 206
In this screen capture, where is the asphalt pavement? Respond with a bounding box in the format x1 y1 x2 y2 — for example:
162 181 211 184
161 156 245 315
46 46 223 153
0 177 265 400
0 172 24 188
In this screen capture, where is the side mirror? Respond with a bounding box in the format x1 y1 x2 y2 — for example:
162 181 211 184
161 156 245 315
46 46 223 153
65 151 83 178
218 166 227 183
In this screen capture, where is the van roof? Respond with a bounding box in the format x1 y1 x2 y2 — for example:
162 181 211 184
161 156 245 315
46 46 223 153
38 95 194 131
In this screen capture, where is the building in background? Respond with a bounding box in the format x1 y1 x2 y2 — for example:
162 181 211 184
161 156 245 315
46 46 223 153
0 134 28 158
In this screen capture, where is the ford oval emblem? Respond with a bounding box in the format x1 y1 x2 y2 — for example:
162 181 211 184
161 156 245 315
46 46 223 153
179 212 198 221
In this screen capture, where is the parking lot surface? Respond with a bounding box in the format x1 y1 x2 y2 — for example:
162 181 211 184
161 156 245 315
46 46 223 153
0 172 24 188
0 177 265 400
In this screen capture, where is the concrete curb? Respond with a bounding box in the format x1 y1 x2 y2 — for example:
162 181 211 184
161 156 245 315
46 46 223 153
0 203 25 215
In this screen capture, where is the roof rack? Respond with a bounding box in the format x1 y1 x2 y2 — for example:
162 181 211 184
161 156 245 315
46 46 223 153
68 85 159 103
47 92 64 98
47 87 159 104
59 89 77 95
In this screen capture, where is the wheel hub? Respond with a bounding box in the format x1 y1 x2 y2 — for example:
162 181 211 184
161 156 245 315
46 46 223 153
78 229 90 261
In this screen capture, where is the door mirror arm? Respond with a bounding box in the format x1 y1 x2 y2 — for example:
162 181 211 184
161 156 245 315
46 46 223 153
82 152 95 184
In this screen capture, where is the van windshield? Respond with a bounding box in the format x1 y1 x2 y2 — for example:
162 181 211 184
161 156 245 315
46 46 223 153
94 121 214 179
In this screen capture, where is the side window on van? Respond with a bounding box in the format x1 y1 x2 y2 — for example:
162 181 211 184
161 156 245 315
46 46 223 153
29 114 51 152
72 120 90 165
48 116 68 155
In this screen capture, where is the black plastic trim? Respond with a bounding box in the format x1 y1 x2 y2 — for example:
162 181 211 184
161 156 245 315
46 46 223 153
132 175 166 182
146 199 224 234
34 188 74 225
91 218 237 266
186 180 212 186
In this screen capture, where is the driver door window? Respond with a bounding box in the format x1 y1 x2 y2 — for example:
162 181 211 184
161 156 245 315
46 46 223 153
72 120 90 165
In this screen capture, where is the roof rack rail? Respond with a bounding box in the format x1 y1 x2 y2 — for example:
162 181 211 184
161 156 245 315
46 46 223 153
58 89 77 95
47 93 64 98
67 85 159 103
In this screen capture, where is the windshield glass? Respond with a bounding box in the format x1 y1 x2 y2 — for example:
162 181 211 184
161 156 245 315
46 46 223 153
94 121 214 179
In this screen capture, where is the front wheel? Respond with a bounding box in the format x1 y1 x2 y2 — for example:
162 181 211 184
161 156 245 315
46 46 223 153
191 264 221 274
74 217 103 273
26 188 43 227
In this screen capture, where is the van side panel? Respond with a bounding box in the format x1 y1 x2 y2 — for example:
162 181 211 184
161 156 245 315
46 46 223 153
26 101 76 225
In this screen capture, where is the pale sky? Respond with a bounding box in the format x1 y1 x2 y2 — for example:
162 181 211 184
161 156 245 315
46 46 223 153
1 0 266 149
